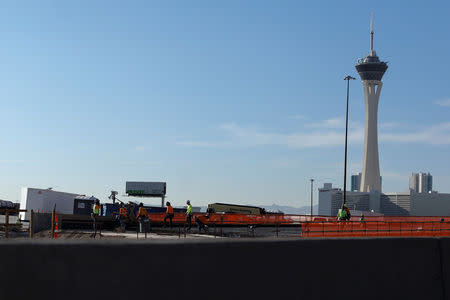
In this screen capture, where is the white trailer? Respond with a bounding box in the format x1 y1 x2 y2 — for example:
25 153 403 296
19 188 81 220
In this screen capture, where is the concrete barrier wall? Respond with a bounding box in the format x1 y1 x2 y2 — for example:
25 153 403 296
439 238 450 300
0 238 448 300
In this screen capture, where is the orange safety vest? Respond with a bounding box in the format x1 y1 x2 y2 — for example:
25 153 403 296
119 207 127 217
166 206 174 214
137 207 148 217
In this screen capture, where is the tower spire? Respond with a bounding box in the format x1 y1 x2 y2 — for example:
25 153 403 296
370 12 374 52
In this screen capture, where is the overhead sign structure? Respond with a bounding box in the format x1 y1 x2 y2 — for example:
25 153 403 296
125 182 167 197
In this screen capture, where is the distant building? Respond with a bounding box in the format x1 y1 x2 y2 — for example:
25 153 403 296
382 190 450 216
319 182 450 217
318 183 371 216
318 183 341 216
351 173 361 192
409 191 450 216
351 172 381 192
380 192 411 216
409 172 433 193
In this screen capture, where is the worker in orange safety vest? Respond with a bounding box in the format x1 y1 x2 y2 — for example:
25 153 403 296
118 203 128 232
136 203 151 234
163 201 174 229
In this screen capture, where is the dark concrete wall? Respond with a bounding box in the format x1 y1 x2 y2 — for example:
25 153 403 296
0 238 448 300
32 213 51 233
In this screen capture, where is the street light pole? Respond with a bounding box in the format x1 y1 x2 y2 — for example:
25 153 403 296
310 179 314 217
343 76 356 207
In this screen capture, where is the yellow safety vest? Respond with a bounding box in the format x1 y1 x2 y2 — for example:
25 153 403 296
93 204 101 215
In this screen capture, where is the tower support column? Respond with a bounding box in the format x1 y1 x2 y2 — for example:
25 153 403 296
360 80 382 192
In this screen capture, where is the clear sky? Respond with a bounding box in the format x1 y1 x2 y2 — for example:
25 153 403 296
0 1 449 207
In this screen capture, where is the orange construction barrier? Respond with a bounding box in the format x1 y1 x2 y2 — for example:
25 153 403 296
301 220 450 238
146 212 450 238
148 212 298 226
54 213 58 239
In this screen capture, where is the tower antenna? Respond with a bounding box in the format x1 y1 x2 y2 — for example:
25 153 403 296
370 12 374 52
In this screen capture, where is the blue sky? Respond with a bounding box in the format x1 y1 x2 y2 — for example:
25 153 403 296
0 1 449 207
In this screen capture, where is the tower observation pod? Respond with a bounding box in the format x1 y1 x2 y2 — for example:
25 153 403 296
355 15 388 192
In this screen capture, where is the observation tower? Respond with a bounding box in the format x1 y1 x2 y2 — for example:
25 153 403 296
355 15 388 192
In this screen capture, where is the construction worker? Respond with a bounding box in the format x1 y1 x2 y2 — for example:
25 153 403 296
194 215 208 233
91 199 101 238
186 200 193 231
337 208 346 221
337 204 348 221
118 203 128 232
360 213 365 221
136 203 151 234
163 201 174 228
343 204 351 220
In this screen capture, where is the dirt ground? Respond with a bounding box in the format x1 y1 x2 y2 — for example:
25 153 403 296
1 223 297 240
22 229 221 240
33 230 127 239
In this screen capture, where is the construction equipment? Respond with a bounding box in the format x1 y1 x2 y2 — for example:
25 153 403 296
206 203 268 215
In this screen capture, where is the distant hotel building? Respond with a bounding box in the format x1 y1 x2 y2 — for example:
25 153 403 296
409 172 433 193
381 190 450 216
351 173 361 192
351 172 381 192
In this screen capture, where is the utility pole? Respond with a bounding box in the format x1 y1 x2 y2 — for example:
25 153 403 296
343 76 356 206
310 179 314 216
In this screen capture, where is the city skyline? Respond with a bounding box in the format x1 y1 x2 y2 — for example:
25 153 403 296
0 1 449 207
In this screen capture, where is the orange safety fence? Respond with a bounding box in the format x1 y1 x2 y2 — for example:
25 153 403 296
147 212 450 227
145 212 450 238
301 220 450 238
148 212 306 226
